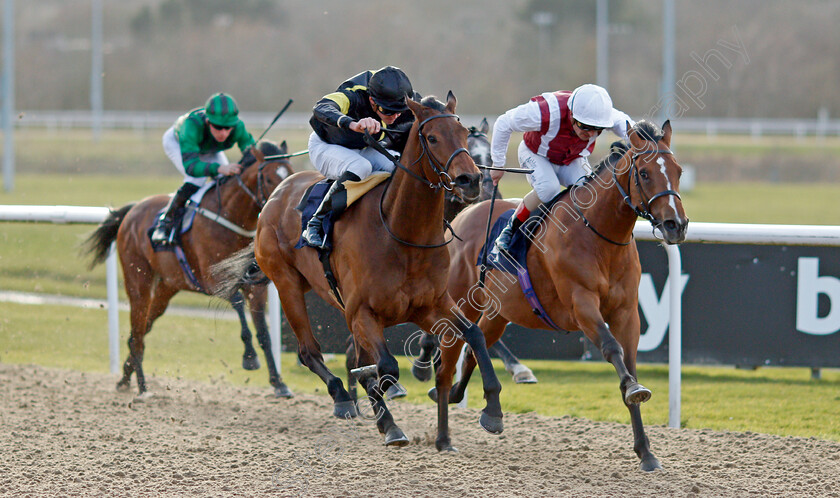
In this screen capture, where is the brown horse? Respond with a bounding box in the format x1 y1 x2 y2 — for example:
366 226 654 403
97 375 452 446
437 120 688 471
82 140 294 398
214 93 504 448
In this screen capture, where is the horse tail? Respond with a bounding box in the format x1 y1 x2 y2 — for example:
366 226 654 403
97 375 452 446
210 241 269 300
80 203 135 270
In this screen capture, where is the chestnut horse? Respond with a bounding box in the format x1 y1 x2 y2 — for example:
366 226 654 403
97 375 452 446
437 121 688 471
214 93 503 448
82 140 294 398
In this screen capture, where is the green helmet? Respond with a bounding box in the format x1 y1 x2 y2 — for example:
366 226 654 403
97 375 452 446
204 92 240 128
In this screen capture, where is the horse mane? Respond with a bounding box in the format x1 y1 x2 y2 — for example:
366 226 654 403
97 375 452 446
590 119 663 175
419 95 446 112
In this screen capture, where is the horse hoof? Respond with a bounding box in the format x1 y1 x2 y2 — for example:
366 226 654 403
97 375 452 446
511 365 538 384
427 387 438 403
479 411 504 435
384 427 409 447
625 384 652 405
115 381 130 392
242 356 260 371
640 455 663 472
436 443 458 453
134 391 154 402
385 383 408 400
274 383 294 399
412 363 433 382
333 400 358 419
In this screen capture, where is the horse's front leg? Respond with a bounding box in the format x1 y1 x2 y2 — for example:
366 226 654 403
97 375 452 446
418 304 504 442
349 309 407 446
576 295 661 471
410 332 439 382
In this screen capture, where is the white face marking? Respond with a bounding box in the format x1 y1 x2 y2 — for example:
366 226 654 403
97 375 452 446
657 156 678 213
276 166 289 180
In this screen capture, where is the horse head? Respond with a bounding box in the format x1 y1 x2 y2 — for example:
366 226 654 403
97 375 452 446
623 120 689 244
239 140 293 208
405 92 481 202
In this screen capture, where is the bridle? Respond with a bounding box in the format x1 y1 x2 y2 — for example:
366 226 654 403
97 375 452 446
571 138 681 246
230 157 286 210
367 111 473 248
613 144 681 228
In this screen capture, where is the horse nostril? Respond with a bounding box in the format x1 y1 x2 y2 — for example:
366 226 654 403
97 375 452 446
663 220 678 233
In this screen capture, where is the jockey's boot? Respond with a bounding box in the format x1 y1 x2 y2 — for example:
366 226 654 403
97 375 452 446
302 171 361 249
151 182 200 245
495 201 530 254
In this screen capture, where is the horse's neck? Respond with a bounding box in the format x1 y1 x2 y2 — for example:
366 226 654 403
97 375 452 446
574 162 638 242
215 177 260 228
382 149 446 246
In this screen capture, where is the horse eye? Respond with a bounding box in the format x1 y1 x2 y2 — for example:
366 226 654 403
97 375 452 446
639 170 650 180
427 135 438 144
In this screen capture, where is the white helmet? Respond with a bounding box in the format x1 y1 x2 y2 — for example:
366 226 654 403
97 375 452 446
568 84 614 128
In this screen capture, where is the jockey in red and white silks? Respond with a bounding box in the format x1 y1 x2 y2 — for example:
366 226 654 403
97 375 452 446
489 84 634 254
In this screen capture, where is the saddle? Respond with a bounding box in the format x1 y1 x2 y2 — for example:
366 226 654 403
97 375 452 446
294 172 391 250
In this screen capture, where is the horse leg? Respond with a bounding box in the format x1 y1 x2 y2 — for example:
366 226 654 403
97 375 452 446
230 290 259 371
117 266 156 393
275 278 355 418
344 335 358 404
428 334 464 452
491 339 538 384
420 309 503 449
353 341 409 447
411 332 439 382
579 298 661 471
348 309 407 446
447 313 509 404
244 285 293 398
124 278 177 396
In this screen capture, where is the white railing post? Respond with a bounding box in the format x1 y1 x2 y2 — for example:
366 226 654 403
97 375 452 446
665 244 682 428
106 242 120 374
268 282 282 373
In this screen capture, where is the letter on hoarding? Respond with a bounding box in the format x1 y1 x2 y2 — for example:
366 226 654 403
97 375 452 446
796 257 840 335
637 273 690 351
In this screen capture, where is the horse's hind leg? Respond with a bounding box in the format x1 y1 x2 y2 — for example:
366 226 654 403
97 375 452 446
274 276 355 418
244 285 293 398
230 290 259 370
492 339 538 384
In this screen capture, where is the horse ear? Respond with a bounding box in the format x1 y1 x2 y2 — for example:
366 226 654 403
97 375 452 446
662 120 672 147
406 95 422 117
445 91 457 113
479 117 489 134
252 145 265 164
280 140 288 154
625 120 632 137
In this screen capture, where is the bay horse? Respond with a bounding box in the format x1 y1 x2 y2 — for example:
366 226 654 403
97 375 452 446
345 117 537 394
82 140 294 398
411 117 538 384
437 120 688 471
214 93 504 448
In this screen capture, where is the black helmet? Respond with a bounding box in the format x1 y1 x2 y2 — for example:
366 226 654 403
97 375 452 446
368 66 413 113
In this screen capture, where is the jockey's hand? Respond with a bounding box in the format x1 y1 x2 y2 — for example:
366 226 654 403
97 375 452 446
218 163 242 176
490 168 505 186
350 117 381 135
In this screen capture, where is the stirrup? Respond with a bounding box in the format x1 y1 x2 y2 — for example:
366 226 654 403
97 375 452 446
494 225 514 253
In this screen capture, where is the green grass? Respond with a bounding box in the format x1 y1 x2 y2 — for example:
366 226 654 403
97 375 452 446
2 302 838 441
